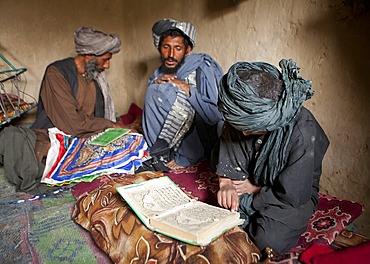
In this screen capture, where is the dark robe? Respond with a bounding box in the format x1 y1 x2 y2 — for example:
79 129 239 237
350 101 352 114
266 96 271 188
215 107 330 254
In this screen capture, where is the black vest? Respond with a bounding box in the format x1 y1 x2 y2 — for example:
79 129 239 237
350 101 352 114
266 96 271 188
31 58 105 129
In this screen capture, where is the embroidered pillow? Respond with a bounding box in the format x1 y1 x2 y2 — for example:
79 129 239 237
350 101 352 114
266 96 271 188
298 193 364 247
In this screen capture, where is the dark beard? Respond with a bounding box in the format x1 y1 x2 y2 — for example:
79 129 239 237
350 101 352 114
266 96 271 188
84 57 100 82
159 56 186 75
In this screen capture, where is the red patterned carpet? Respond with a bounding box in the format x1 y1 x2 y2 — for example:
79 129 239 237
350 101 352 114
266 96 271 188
71 161 365 263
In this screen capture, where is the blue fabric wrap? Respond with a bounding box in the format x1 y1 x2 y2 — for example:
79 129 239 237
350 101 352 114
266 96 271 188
218 59 314 221
143 53 224 166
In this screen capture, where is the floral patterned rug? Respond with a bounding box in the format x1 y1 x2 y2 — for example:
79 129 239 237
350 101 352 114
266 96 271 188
70 161 364 263
166 163 364 263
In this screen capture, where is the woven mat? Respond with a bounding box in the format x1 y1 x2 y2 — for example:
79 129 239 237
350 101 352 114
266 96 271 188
0 166 112 264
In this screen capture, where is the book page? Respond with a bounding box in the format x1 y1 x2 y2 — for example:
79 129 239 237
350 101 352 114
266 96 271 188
119 179 192 219
150 201 243 245
117 176 244 246
152 201 238 233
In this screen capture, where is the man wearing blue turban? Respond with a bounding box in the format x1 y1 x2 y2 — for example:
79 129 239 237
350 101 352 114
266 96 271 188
215 59 330 256
142 19 224 171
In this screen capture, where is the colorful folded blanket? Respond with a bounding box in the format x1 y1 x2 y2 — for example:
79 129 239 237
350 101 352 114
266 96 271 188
41 128 148 185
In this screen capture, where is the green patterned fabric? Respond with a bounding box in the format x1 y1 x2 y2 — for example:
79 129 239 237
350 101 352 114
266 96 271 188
0 167 109 264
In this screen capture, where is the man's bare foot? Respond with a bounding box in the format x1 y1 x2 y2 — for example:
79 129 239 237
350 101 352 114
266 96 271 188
166 160 185 170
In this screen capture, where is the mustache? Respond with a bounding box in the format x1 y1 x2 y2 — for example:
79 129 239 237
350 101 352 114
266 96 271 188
164 57 179 63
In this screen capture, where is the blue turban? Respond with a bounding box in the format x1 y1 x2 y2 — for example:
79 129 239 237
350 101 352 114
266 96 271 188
218 59 314 185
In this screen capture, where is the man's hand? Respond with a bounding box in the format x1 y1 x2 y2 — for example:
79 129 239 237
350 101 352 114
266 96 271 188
154 74 177 84
154 74 190 94
217 177 239 212
232 179 262 196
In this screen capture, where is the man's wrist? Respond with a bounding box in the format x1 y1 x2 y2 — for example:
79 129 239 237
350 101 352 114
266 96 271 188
218 176 233 188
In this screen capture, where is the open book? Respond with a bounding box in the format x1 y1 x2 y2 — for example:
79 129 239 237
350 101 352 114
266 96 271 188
117 176 244 246
90 128 130 146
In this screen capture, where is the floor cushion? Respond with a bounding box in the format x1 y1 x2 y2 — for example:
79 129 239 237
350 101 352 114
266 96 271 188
72 171 262 264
